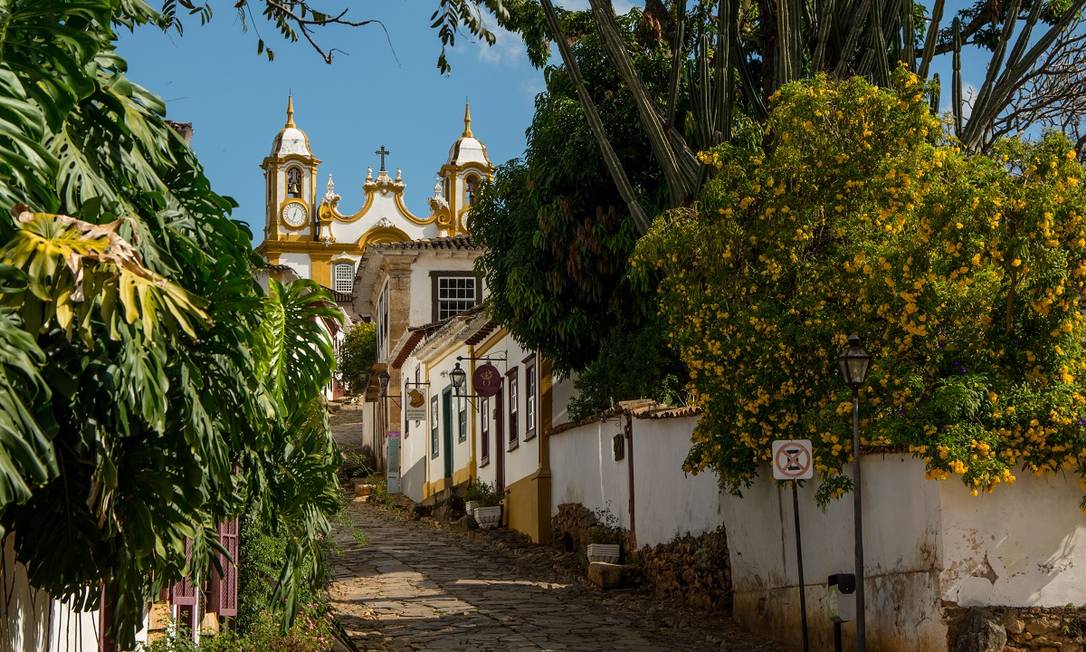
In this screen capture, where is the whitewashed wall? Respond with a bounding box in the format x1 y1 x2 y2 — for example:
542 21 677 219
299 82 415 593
632 416 728 547
939 468 1086 608
422 341 474 484
549 416 632 529
398 351 429 503
477 332 539 491
406 254 482 326
722 454 946 651
549 414 728 543
279 252 311 279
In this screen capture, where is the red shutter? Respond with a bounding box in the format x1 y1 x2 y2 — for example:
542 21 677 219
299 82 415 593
170 540 197 607
208 519 239 616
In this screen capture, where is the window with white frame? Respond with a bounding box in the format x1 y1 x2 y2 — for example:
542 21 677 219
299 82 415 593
507 368 519 448
333 262 354 294
525 361 537 438
376 282 390 361
432 274 478 321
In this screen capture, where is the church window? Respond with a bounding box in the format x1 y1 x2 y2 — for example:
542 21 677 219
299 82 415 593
465 175 481 206
286 167 303 198
432 273 478 321
376 282 390 361
333 262 354 294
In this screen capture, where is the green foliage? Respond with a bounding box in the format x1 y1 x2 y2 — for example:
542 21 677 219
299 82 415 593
635 71 1086 505
337 320 376 394
236 508 328 634
137 604 335 651
0 0 342 645
586 508 623 546
465 480 500 507
566 317 684 421
471 8 685 411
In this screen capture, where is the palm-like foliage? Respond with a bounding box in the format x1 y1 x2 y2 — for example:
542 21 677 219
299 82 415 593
0 0 342 646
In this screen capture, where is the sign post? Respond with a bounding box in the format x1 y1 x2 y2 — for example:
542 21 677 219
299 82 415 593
773 439 814 652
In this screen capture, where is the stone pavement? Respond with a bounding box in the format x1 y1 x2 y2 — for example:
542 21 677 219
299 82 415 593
327 501 781 651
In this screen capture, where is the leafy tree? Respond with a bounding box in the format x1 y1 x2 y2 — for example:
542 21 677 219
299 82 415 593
635 72 1086 505
0 0 341 645
338 321 376 394
471 9 685 413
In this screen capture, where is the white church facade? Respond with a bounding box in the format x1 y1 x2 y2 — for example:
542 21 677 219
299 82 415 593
255 96 493 292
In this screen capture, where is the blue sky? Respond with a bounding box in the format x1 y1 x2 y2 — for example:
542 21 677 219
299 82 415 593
117 3 551 244
117 1 990 245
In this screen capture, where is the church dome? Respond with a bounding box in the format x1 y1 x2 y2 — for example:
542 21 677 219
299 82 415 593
446 102 491 168
271 96 313 158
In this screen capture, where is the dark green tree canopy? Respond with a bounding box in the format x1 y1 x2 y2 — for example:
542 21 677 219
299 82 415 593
470 9 672 372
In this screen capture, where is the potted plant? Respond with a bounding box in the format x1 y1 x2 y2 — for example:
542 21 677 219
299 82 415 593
586 509 623 564
463 481 489 518
470 482 502 529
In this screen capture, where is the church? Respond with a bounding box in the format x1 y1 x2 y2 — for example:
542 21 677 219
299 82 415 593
255 96 493 292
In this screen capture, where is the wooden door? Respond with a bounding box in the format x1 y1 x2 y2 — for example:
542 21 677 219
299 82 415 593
494 383 505 494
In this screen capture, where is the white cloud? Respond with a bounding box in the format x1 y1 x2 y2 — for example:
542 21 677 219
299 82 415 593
476 23 527 66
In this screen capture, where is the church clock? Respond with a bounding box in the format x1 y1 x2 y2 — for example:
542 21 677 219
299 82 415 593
281 202 308 228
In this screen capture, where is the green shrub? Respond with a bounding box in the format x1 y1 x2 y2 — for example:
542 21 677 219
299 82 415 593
338 322 377 394
465 481 500 507
587 509 624 546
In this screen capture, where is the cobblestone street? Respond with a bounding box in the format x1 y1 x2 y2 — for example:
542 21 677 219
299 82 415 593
327 499 780 651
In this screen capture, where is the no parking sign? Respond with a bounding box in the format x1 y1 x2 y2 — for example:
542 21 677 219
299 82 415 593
772 439 814 481
773 438 815 651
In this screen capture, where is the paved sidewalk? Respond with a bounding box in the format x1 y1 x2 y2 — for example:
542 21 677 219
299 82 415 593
328 502 781 651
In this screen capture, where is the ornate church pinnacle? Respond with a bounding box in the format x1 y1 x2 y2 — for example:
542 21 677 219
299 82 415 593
285 95 296 128
463 100 473 138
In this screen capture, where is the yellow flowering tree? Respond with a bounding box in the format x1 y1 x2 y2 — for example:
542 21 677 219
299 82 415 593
634 70 1086 505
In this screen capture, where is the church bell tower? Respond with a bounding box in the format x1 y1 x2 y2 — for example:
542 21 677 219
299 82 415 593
262 96 321 241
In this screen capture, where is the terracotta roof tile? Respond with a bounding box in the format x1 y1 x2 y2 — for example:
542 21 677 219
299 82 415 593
369 235 480 251
546 400 702 437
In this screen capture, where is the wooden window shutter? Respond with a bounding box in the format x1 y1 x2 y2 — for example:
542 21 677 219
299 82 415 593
208 519 239 616
170 540 198 607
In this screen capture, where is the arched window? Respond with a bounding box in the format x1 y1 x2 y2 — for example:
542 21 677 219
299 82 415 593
333 262 355 294
464 175 481 206
286 168 303 198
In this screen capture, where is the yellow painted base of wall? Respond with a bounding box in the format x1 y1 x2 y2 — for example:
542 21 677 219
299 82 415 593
503 471 551 544
423 464 472 502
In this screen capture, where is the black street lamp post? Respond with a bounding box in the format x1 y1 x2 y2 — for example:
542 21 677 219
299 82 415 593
838 335 871 652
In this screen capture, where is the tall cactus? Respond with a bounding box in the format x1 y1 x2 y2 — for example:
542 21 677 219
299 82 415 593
531 0 1086 230
952 16 962 138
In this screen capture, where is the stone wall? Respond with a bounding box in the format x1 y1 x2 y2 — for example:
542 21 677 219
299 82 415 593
551 503 596 555
946 606 1086 651
637 526 732 612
